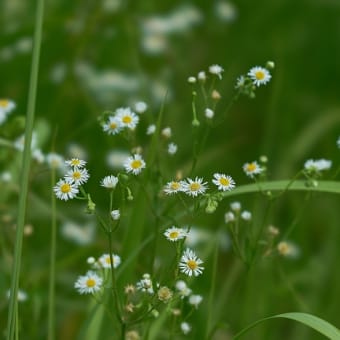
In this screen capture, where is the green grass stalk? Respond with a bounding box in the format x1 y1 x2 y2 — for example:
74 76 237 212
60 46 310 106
48 168 57 340
6 0 45 338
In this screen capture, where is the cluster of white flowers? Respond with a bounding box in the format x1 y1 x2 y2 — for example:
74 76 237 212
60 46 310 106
53 158 89 201
0 99 16 125
164 173 235 197
235 63 273 98
304 159 332 173
224 201 252 224
188 64 224 84
102 107 140 135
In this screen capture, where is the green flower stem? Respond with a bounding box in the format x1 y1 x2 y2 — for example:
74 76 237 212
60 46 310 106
205 235 219 340
48 168 57 340
6 0 45 339
107 230 124 336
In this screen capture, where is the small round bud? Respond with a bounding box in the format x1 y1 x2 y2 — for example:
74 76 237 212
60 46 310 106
266 61 275 69
211 89 221 101
111 209 120 220
205 108 214 119
187 76 196 84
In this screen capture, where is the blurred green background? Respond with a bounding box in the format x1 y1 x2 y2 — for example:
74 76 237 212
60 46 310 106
1 0 340 339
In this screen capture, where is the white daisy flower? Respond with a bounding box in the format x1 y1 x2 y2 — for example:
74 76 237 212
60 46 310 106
230 201 241 211
65 158 87 168
103 115 122 135
182 177 208 197
243 161 263 178
277 241 300 258
224 211 235 223
136 273 154 294
115 107 139 130
54 178 79 201
161 127 172 138
124 154 146 175
100 175 118 188
197 71 206 82
110 209 120 220
180 322 191 335
205 108 214 119
134 101 148 114
65 168 90 186
167 142 177 155
87 256 96 264
189 294 203 308
241 210 252 221
6 289 28 302
146 124 156 135
175 280 192 297
212 173 235 191
74 271 103 294
98 253 121 269
304 159 332 172
179 248 204 277
209 64 224 79
0 99 16 114
157 286 173 303
247 66 271 87
46 153 64 170
164 180 185 195
32 149 44 163
164 226 187 242
235 75 245 89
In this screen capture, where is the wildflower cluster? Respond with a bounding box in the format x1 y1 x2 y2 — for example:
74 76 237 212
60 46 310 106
101 107 139 135
235 61 274 98
53 158 89 201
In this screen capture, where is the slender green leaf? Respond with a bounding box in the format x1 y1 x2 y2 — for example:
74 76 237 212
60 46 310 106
233 312 340 339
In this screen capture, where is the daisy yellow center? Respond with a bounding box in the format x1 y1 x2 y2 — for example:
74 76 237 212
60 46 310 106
255 71 265 80
110 122 117 129
131 160 142 169
122 115 132 124
246 163 257 172
187 260 198 270
219 177 230 186
105 257 113 264
71 160 80 166
60 183 71 193
169 231 179 239
73 171 81 180
170 182 180 190
0 100 9 108
190 182 200 191
86 278 96 288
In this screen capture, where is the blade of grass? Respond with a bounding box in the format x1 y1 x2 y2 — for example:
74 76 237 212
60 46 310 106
6 0 45 339
233 312 340 339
